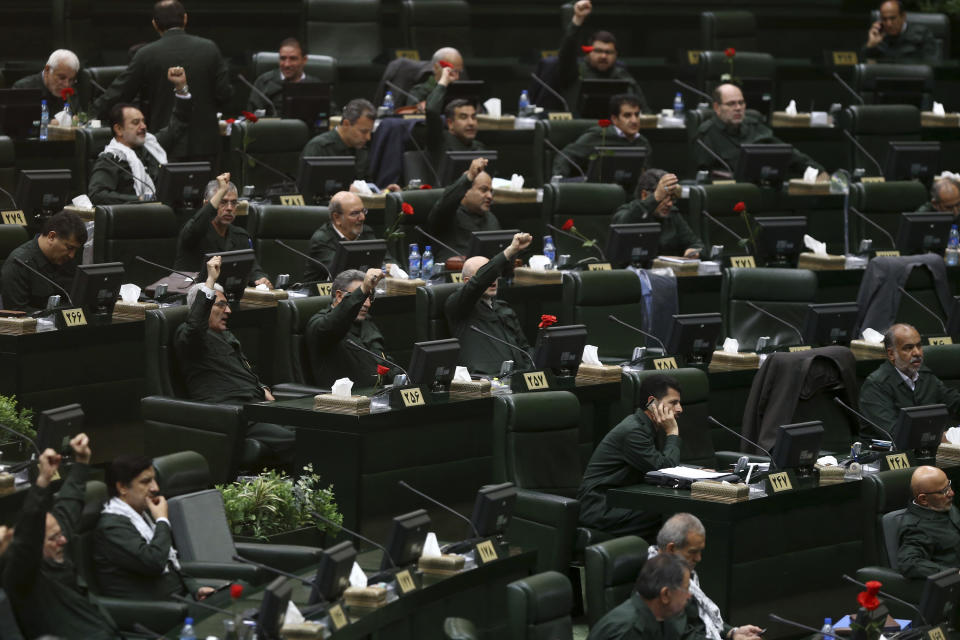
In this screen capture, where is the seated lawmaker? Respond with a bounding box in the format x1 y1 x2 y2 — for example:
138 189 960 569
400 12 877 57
177 256 294 466
861 323 960 429
0 210 86 313
862 0 937 63
426 65 485 168
88 66 192 205
578 374 683 539
898 465 960 578
399 47 464 108
613 169 703 258
445 232 532 376
304 191 392 282
174 173 271 287
12 48 82 116
552 93 650 179
917 176 960 219
95 454 215 600
692 83 826 180
587 553 690 640
427 156 500 259
247 37 319 116
301 99 374 182
306 268 396 388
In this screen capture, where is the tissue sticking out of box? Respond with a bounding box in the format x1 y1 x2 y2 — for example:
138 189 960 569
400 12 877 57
389 263 409 279
284 600 305 625
861 327 884 345
119 283 141 303
946 426 960 444
483 98 501 119
349 561 367 588
934 101 946 116
803 234 827 256
785 100 798 116
420 532 442 558
528 255 551 271
816 455 839 467
453 366 472 382
351 180 374 196
803 166 820 184
722 337 739 353
72 194 94 209
581 344 602 365
331 378 354 398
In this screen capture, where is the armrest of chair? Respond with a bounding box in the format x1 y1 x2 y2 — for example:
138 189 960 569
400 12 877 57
855 566 925 603
95 596 188 633
235 542 323 573
508 488 580 573
141 396 245 437
180 560 263 583
271 383 329 401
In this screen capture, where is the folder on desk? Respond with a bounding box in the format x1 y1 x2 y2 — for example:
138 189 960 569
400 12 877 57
645 467 740 489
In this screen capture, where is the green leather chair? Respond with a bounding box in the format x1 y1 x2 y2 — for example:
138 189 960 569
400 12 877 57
74 126 112 193
401 0 472 57
384 188 445 260
869 10 950 62
541 182 626 265
584 535 646 626
506 571 574 640
852 64 934 111
476 123 546 189
848 181 928 253
78 66 126 116
697 51 775 118
686 182 762 260
250 52 337 85
246 203 330 284
415 282 459 341
304 0 382 65
152 450 212 499
543 119 597 184
560 270 646 363
274 296 331 385
0 135 14 194
840 105 922 180
0 224 27 273
924 344 960 391
228 119 309 196
700 10 758 51
93 203 180 287
720 267 818 351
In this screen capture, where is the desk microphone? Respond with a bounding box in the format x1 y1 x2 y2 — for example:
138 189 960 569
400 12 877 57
272 239 332 282
695 138 735 175
833 397 897 449
849 207 897 249
708 416 777 465
841 574 927 625
172 592 241 615
13 258 74 307
0 422 40 458
99 153 157 199
744 301 804 347
468 325 536 369
236 73 277 116
832 72 865 106
545 222 606 261
88 77 108 96
543 138 587 180
701 209 750 249
384 80 423 106
398 480 479 538
401 125 442 186
607 314 666 354
768 614 843 640
345 339 408 377
233 148 298 190
132 623 167 639
529 72 572 113
413 226 461 259
310 511 398 568
842 130 884 178
134 255 198 282
0 183 18 210
231 554 314 587
897 286 948 334
672 78 713 103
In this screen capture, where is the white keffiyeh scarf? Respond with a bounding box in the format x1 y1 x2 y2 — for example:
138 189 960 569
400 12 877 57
102 134 167 199
647 545 725 639
102 496 180 572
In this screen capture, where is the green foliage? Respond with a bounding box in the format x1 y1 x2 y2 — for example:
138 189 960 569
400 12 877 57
0 395 35 439
217 464 342 541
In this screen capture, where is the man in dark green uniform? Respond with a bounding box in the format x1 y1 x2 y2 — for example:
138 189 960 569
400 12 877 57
399 47 464 108
176 255 294 466
426 64 485 170
613 169 703 258
861 323 960 429
578 374 684 539
247 38 320 116
587 553 691 640
304 191 392 282
555 0 648 117
427 156 500 259
88 66 191 206
174 172 271 287
552 94 650 180
301 99 376 183
863 0 938 63
0 210 86 313
91 0 233 161
915 176 960 218
692 83 827 179
12 49 82 116
897 465 960 578
445 232 532 376
306 267 396 388
2 434 123 640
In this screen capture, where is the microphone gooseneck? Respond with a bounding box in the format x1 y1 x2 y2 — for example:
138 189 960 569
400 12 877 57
468 325 536 369
897 286 948 334
708 415 777 467
833 397 897 449
529 72 571 112
849 207 897 249
13 258 74 306
744 300 804 346
237 73 277 116
607 314 667 353
696 138 734 174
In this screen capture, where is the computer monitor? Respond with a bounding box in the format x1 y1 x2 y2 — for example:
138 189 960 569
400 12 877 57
14 169 72 222
577 79 631 119
753 216 807 266
407 338 460 390
604 223 661 268
469 482 517 538
69 262 125 320
442 80 486 112
0 88 41 138
800 302 859 347
297 156 355 205
257 576 292 640
895 212 953 255
664 313 722 365
884 141 940 186
466 229 520 259
203 249 255 302
874 77 927 109
329 239 387 276
770 421 824 473
532 324 588 377
309 541 356 605
281 82 332 130
734 144 794 186
154 162 211 210
439 150 497 186
380 508 431 571
586 147 647 193
891 403 947 455
918 567 960 626
946 296 960 340
36 403 83 453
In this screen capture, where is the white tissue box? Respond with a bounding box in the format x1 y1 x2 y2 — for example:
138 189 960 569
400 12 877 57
936 443 960 467
240 287 289 308
787 179 831 196
491 188 539 203
849 339 886 360
418 554 466 575
477 114 515 130
771 111 812 127
512 266 562 286
343 585 388 608
313 394 371 415
575 364 623 385
62 205 96 221
709 351 760 371
0 316 37 335
690 480 749 503
797 252 846 270
47 124 77 140
449 378 492 398
280 622 325 639
652 257 700 276
384 277 426 296
112 300 160 321
815 464 847 485
359 193 387 210
921 112 960 127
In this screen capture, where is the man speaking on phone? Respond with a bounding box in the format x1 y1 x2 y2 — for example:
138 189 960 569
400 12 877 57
577 374 683 539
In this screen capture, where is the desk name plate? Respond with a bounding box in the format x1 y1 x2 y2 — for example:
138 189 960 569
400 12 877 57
874 250 900 257
59 308 87 328
395 568 418 594
928 625 947 640
729 256 756 268
928 336 953 346
788 346 811 352
279 194 305 206
328 603 349 630
475 539 500 565
653 357 678 370
1 210 26 225
881 452 912 471
586 263 612 271
765 470 794 493
316 282 332 296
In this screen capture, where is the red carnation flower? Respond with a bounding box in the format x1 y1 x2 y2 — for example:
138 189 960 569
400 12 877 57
377 364 390 376
230 584 243 600
733 201 746 213
438 60 454 69
561 218 575 231
581 45 594 54
401 202 415 215
725 47 736 58
539 314 558 329
225 118 235 124
856 580 882 611
419 184 432 189
241 110 259 123
598 119 612 128
60 87 75 101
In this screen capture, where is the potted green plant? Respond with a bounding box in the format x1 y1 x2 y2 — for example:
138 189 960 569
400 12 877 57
0 395 35 457
217 464 342 547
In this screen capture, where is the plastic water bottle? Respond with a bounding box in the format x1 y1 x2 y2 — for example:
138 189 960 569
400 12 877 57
39 99 49 140
422 245 435 280
543 235 556 268
817 618 833 640
61 102 72 127
408 243 421 279
382 91 395 115
518 90 530 115
673 92 684 116
178 617 197 640
947 224 960 266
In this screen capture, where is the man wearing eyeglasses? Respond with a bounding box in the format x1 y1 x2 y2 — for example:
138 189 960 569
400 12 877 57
174 172 271 287
303 191 392 283
897 465 960 577
692 83 827 180
916 176 960 219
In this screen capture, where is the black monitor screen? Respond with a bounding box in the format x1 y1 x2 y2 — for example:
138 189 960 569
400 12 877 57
439 150 497 187
470 482 516 539
754 216 807 266
587 147 647 193
442 80 486 112
895 212 953 255
874 77 926 108
577 79 631 119
467 229 520 259
734 144 794 186
884 141 940 186
892 403 947 455
771 421 824 471
281 82 332 130
155 162 211 210
533 324 588 377
380 508 431 571
604 223 660 268
298 156 355 205
36 403 83 453
15 169 72 221
329 239 387 277
919 567 960 626
309 540 356 605
407 338 460 390
801 302 859 347
257 576 292 640
69 262 124 319
665 313 722 365
203 249 255 303
0 88 41 138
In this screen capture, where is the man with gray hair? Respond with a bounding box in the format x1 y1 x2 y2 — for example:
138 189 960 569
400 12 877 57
174 172 271 286
917 176 960 218
303 191 393 282
13 49 82 114
400 47 465 108
651 514 763 640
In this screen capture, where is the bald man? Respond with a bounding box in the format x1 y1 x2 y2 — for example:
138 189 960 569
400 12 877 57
401 47 464 108
304 191 392 282
444 232 532 375
427 157 500 259
863 0 937 63
860 323 960 429
897 466 960 578
917 177 960 219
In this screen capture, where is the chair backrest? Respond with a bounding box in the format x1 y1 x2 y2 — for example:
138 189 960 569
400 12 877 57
0 588 24 640
0 135 13 194
854 254 952 336
145 305 191 398
384 188 445 260
275 296 331 384
74 480 107 595
304 0 382 63
250 52 337 84
584 535 647 627
153 450 212 498
228 120 310 195
542 183 626 264
848 180 929 251
860 457 914 566
700 11 758 52
870 11 950 61
246 204 330 283
476 123 546 188
167 489 237 563
697 51 775 116
93 203 179 287
841 105 922 179
560 270 645 360
77 66 126 111
506 570 574 640
924 344 960 391
0 224 28 274
415 282 460 341
882 508 907 571
686 183 762 256
721 267 818 350
75 126 112 189
852 63 934 110
401 0 472 57
543 119 596 181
